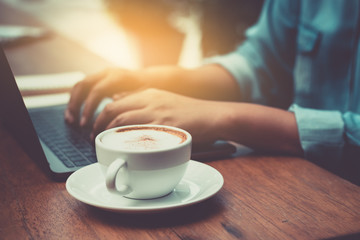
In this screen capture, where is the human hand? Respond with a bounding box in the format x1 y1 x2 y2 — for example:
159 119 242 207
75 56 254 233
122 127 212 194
64 68 142 127
90 88 223 144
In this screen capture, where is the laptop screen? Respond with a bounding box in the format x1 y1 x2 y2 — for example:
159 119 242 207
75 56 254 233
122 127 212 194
0 47 53 177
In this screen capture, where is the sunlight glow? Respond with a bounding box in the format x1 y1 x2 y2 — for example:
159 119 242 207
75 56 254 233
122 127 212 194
1 0 202 69
2 0 141 68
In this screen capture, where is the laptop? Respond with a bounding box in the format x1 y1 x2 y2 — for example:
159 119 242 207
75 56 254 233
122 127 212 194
0 47 100 181
0 47 238 182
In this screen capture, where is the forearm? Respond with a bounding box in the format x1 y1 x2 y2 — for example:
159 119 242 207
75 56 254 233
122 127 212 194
214 102 303 156
138 64 242 101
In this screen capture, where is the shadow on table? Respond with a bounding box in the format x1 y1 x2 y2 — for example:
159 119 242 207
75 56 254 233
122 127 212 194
86 195 224 228
191 141 253 163
322 232 360 240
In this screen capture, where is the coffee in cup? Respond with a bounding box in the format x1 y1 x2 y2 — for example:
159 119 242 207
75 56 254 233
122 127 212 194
101 126 187 151
95 125 192 199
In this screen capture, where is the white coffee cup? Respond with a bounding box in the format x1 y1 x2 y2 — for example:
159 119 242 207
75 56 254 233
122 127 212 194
95 124 192 199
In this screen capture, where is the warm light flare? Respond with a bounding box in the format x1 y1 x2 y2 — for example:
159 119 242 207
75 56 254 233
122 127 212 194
2 0 202 68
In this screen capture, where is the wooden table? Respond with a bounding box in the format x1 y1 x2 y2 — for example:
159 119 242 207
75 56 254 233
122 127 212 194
1 2 360 240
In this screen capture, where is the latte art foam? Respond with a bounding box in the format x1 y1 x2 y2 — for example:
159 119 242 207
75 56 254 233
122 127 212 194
101 127 186 151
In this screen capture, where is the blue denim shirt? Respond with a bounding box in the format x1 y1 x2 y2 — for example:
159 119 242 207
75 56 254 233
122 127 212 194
206 0 360 163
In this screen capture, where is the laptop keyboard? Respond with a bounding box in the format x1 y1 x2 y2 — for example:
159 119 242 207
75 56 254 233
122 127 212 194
30 105 97 168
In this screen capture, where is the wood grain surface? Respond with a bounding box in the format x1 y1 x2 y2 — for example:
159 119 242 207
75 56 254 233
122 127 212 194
1 2 360 239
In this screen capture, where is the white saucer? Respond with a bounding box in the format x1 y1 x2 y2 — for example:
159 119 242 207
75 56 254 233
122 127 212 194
66 160 224 213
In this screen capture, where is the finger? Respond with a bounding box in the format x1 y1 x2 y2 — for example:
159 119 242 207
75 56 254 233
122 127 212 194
65 81 88 125
106 110 152 130
80 73 118 127
65 70 106 125
91 110 152 140
91 95 147 138
112 91 131 100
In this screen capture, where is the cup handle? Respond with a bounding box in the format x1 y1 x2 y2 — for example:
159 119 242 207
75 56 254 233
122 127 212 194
105 158 132 195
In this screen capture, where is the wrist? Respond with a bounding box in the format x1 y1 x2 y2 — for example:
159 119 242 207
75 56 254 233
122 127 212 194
210 102 241 142
213 103 303 155
141 66 186 91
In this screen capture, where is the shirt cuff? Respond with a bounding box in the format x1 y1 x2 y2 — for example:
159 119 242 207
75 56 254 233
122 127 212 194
343 112 360 146
202 52 261 103
289 104 345 161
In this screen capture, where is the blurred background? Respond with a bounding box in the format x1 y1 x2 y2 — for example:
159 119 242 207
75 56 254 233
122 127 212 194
0 0 263 69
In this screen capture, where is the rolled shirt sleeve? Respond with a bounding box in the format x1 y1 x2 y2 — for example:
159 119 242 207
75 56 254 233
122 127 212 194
289 104 345 161
343 112 360 146
203 53 262 104
290 104 360 166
